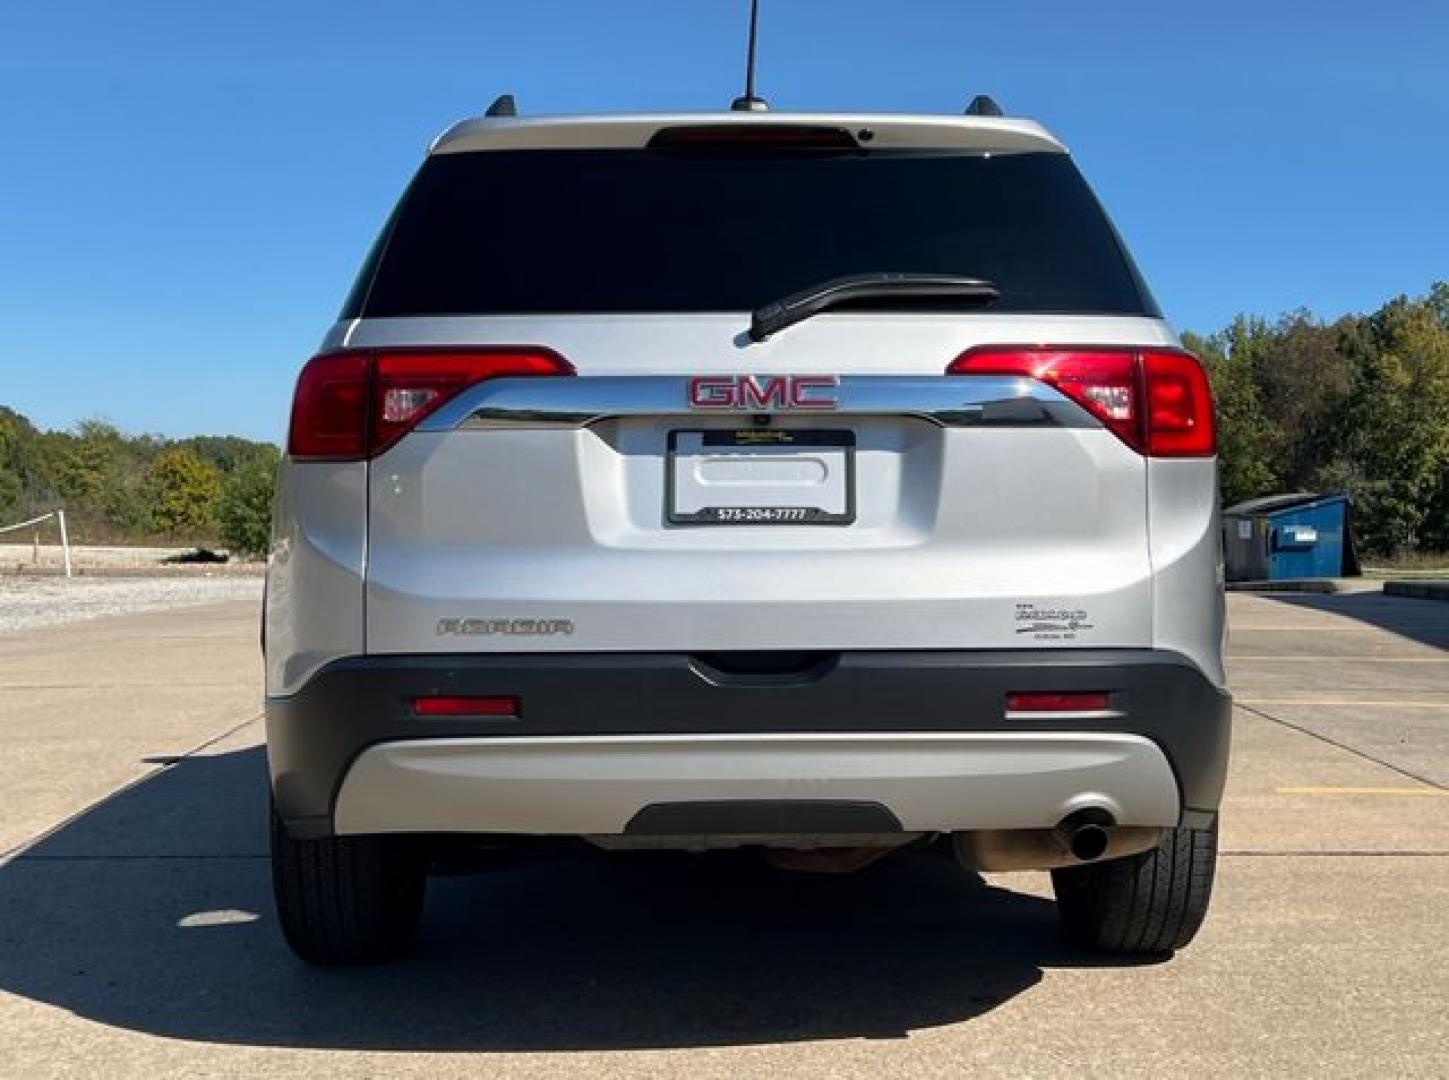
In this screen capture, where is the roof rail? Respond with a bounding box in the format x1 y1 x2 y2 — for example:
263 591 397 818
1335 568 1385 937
964 95 1004 117
485 94 517 118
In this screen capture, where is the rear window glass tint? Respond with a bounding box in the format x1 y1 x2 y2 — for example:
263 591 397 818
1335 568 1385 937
351 148 1155 318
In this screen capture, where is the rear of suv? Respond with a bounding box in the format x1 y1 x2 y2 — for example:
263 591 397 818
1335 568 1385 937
265 105 1230 964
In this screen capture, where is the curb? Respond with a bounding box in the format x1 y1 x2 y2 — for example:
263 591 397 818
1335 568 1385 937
1226 579 1344 594
1384 580 1449 602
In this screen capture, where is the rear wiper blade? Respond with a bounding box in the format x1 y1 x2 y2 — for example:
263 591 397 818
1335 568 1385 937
749 273 1000 342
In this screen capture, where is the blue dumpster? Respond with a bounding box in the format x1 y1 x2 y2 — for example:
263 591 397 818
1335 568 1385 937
1222 493 1359 582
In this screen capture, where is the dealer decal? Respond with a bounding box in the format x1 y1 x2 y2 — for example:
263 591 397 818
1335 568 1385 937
1015 603 1094 641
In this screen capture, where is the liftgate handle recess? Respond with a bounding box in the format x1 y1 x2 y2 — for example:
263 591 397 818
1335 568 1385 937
0 509 72 578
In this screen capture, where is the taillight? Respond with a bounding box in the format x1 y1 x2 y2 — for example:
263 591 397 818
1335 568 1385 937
288 348 574 461
370 349 571 456
1140 349 1217 457
946 346 1215 457
411 695 520 718
287 352 370 459
1005 691 1111 713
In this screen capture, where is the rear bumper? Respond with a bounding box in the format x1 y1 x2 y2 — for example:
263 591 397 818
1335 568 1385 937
333 732 1180 837
265 649 1230 839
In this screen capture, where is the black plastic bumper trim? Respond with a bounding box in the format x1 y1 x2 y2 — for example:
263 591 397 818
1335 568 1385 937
625 800 903 836
265 649 1231 838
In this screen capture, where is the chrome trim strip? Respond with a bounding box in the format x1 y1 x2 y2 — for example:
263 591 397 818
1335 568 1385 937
418 376 1092 431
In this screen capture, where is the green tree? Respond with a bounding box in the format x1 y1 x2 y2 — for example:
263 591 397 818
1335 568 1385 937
146 447 222 537
1187 285 1449 556
30 419 152 537
1186 327 1278 506
1328 296 1449 554
1255 312 1352 490
0 407 283 543
0 466 20 519
51 421 124 504
1419 281 1449 550
217 445 280 556
0 407 41 519
1422 468 1449 551
177 434 272 475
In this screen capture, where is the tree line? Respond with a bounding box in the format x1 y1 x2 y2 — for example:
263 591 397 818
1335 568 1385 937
2 282 1446 560
0 409 278 557
1184 282 1449 556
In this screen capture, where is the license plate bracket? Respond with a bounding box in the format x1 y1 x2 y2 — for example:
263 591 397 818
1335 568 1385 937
666 429 856 526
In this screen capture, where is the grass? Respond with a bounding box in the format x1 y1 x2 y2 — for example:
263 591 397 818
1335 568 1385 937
1361 552 1449 579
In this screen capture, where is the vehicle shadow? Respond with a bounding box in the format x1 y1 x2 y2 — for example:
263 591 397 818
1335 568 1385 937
1261 590 1449 651
0 747 1156 1051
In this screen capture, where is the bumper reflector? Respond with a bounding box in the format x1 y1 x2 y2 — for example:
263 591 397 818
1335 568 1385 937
1006 691 1110 713
411 695 520 718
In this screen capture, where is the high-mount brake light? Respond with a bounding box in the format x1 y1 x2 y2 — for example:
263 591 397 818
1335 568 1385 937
646 124 859 152
946 346 1215 457
288 348 574 461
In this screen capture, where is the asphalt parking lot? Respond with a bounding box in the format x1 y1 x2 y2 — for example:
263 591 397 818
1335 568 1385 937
1 588 1446 1077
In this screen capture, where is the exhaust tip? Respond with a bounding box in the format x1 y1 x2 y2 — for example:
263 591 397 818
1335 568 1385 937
1068 823 1110 862
1054 809 1115 862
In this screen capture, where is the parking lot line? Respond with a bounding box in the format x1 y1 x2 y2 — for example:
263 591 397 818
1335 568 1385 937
1238 699 1449 708
1229 657 1449 662
1231 624 1403 631
1275 786 1449 797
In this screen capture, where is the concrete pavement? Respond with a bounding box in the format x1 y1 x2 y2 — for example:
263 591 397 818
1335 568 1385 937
0 589 1446 1077
0 600 261 856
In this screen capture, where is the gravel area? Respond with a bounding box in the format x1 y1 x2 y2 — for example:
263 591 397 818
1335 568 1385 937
0 543 264 578
0 543 188 570
0 575 263 636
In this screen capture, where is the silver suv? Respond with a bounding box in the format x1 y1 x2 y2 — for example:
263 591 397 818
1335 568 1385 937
265 102 1229 964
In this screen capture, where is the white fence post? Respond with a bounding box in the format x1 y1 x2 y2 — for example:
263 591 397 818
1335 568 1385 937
0 510 72 577
57 509 72 578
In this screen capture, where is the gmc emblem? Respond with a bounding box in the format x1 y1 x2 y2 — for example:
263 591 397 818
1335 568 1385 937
687 374 840 411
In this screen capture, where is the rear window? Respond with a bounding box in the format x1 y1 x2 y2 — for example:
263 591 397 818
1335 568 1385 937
348 148 1156 319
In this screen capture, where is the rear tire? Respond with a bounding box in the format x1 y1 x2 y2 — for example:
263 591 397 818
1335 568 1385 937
1051 818 1217 955
270 800 426 964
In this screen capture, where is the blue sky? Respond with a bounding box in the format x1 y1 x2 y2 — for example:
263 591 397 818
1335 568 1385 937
2 0 1446 442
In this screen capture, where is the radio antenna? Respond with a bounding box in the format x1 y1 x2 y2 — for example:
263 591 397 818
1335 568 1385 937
730 0 769 111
